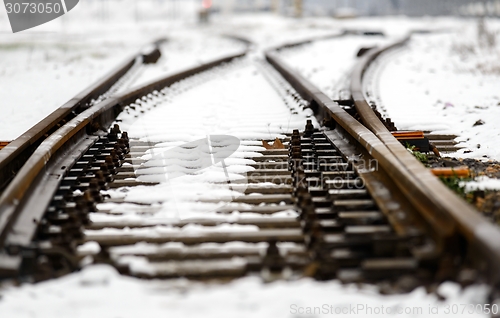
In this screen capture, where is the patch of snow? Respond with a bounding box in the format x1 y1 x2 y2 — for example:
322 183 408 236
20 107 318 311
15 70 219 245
130 33 247 88
462 176 500 193
0 264 490 318
92 58 314 227
278 35 390 100
76 241 101 255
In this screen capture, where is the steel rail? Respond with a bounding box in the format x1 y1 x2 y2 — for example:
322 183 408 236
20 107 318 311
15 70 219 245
350 35 500 282
266 36 500 283
3 30 499 285
0 38 165 192
265 50 454 249
351 36 500 283
0 50 248 277
264 29 386 53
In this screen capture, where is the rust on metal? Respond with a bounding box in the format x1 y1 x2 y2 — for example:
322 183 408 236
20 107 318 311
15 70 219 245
391 131 431 152
431 166 470 178
0 142 9 150
267 36 500 284
391 131 425 139
349 34 500 282
2 30 500 288
262 138 285 150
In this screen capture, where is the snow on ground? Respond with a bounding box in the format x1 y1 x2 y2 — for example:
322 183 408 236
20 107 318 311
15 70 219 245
121 59 310 142
0 37 147 141
208 13 342 49
462 176 500 192
0 10 465 141
208 14 462 49
130 32 247 88
365 19 500 160
0 23 164 141
268 16 500 161
0 0 245 141
1 6 498 317
278 35 391 100
0 264 490 318
0 28 244 141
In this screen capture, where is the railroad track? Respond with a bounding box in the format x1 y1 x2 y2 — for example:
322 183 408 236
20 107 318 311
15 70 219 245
0 32 499 296
356 35 463 153
0 38 164 192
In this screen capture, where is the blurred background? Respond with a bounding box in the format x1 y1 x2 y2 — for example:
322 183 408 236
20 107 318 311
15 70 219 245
1 0 500 29
1 0 498 141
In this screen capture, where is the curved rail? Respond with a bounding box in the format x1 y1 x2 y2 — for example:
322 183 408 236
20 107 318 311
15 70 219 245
267 35 500 283
350 35 500 282
0 50 248 277
0 39 165 192
3 30 499 286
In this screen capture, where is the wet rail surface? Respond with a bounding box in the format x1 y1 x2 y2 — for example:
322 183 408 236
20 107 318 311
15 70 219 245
0 32 499 294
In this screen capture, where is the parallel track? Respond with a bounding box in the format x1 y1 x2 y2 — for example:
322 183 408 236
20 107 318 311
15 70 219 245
0 33 498 292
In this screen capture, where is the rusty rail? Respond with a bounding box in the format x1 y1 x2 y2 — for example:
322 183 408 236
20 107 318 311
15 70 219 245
350 35 500 283
3 30 500 287
266 35 500 284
